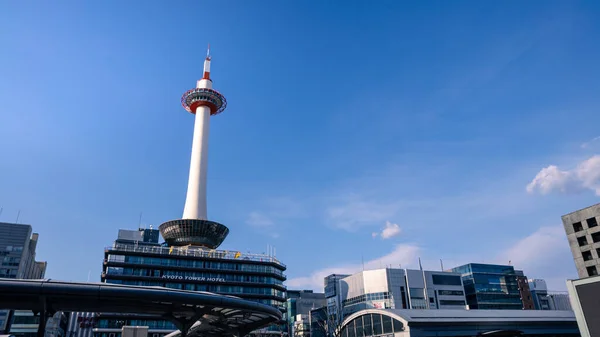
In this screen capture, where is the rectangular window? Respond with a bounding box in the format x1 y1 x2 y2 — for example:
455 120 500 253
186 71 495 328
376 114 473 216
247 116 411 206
438 290 464 296
381 315 393 334
372 314 382 336
400 287 407 309
573 222 584 232
578 236 589 247
432 274 462 286
363 315 373 336
587 217 598 228
439 300 466 306
583 250 594 261
586 265 598 277
592 232 600 243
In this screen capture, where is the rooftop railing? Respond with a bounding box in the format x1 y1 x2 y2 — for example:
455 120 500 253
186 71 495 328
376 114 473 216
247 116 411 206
106 243 286 268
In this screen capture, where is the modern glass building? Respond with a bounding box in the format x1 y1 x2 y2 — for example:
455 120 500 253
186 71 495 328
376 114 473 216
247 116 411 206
285 290 325 336
450 263 525 310
0 222 47 335
95 227 287 337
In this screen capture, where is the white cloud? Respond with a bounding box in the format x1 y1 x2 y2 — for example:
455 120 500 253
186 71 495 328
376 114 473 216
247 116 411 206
246 211 274 227
286 244 420 290
326 195 403 232
526 155 600 196
372 221 401 240
494 226 575 291
288 225 576 292
581 136 600 149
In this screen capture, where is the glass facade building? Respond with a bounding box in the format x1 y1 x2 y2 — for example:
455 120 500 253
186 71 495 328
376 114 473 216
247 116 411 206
451 263 525 310
94 228 287 337
0 222 47 336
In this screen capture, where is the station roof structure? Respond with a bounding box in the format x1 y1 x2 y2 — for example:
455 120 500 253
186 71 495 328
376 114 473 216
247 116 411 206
340 308 579 337
0 279 281 337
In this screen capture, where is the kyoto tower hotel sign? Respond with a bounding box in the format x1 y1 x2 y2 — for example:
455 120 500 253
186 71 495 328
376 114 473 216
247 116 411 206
159 47 229 248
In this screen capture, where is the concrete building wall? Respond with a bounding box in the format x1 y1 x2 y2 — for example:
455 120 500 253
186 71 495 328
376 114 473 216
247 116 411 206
561 202 600 278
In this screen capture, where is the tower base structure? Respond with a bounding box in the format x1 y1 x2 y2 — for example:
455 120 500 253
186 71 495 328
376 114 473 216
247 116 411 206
159 219 229 249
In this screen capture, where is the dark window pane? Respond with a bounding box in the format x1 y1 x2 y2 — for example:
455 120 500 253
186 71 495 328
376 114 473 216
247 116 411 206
573 222 584 232
438 290 464 296
587 217 598 228
439 300 466 306
355 317 363 337
392 318 403 333
363 314 372 337
347 320 355 337
372 314 382 336
382 315 393 334
431 274 462 285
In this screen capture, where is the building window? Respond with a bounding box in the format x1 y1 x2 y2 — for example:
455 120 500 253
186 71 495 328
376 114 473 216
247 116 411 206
582 250 593 261
438 290 464 296
439 300 466 306
573 222 584 232
578 236 589 247
431 274 462 286
586 266 598 277
587 217 598 228
592 232 600 243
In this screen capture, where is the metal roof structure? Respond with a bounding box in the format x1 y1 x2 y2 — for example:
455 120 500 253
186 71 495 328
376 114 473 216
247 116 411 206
365 308 577 323
0 279 281 337
340 308 579 337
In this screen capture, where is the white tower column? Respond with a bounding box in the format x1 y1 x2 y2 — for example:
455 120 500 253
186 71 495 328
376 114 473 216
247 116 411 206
182 55 214 220
182 105 211 220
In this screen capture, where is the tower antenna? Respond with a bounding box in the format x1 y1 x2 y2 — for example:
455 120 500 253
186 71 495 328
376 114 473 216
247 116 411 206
138 212 143 228
15 210 21 224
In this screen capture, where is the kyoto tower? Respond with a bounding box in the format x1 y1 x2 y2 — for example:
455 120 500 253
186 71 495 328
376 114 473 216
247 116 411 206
159 46 229 249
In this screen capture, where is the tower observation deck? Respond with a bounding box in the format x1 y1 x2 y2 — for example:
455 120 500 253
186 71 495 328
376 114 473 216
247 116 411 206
159 46 229 249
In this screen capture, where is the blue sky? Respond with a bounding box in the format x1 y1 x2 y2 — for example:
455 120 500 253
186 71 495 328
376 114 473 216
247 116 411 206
1 1 600 291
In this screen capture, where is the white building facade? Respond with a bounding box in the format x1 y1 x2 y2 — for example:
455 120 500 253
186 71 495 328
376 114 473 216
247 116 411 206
335 268 466 318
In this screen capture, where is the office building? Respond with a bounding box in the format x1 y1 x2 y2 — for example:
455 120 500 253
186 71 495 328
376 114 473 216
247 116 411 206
528 279 572 311
450 263 527 310
0 222 47 280
324 274 349 328
516 270 535 309
0 222 47 335
96 227 286 337
308 307 327 337
332 268 466 318
286 291 325 336
561 202 600 278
